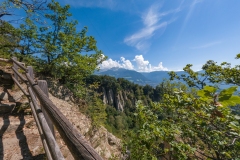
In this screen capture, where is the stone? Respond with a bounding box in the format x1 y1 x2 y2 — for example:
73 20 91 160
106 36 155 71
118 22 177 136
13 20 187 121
0 92 8 101
8 90 24 102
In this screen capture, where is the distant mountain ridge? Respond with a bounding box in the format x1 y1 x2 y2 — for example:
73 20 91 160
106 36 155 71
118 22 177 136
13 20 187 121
95 67 185 86
94 68 240 92
95 67 152 86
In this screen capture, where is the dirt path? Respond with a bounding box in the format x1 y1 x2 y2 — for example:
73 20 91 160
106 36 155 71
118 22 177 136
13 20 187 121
0 113 45 160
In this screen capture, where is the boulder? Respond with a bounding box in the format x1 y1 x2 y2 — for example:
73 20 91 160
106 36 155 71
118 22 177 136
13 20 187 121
0 92 8 101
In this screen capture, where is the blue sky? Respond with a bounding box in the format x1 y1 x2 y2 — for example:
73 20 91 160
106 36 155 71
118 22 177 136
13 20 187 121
60 0 240 72
3 0 240 72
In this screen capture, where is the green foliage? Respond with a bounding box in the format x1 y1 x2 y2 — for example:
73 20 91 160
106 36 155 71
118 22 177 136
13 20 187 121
80 82 107 128
0 21 21 58
33 0 106 97
128 86 240 159
87 94 107 128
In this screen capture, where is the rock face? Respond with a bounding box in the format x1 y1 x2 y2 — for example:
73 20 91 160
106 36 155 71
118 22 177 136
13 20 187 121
115 92 125 112
102 88 128 112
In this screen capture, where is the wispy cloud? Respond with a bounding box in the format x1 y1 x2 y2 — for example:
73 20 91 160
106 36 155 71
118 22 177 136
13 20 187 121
191 41 222 49
178 0 203 37
124 5 179 52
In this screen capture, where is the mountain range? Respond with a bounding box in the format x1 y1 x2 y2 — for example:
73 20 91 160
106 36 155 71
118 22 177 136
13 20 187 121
95 67 185 87
95 68 240 92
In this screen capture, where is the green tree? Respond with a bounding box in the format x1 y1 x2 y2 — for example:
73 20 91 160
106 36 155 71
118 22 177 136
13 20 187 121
1 0 106 98
86 82 107 128
17 0 106 98
128 55 240 159
169 54 240 89
0 21 20 58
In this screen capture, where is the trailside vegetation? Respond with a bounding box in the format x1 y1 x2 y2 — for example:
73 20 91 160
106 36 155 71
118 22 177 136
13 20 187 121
127 55 240 159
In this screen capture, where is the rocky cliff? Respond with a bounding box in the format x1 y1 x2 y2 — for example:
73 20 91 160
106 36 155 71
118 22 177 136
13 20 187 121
102 88 126 111
101 87 136 112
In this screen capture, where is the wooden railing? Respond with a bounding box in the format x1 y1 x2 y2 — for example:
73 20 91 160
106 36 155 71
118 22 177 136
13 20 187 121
0 57 103 160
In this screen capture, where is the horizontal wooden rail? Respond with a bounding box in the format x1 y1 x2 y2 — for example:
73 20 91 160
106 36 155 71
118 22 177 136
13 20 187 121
0 57 25 65
26 73 103 160
12 76 29 96
11 57 28 72
0 58 11 63
12 67 28 82
29 102 53 160
28 86 64 160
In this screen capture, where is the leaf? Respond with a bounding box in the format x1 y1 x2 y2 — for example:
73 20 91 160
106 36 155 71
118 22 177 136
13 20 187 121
219 86 238 100
204 86 218 93
217 86 240 107
220 96 240 107
235 115 240 120
197 86 217 100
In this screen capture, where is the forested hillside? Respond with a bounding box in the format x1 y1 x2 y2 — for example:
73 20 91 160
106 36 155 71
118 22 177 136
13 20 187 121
85 75 177 136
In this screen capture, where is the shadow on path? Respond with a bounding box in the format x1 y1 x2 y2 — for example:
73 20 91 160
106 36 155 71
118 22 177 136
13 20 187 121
0 114 10 160
16 112 33 160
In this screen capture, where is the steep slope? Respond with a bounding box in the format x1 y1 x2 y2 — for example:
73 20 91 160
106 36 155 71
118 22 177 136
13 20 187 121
0 66 122 159
48 93 122 159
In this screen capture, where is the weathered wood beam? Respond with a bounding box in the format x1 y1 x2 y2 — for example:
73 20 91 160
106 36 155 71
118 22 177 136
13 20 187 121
12 67 28 83
11 57 28 72
0 58 11 63
29 102 53 160
38 80 55 138
12 76 29 96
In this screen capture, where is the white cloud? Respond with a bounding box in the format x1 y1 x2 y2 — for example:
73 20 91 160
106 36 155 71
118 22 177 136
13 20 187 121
124 5 179 52
133 55 168 72
99 56 134 70
133 55 149 71
99 54 168 72
120 57 134 70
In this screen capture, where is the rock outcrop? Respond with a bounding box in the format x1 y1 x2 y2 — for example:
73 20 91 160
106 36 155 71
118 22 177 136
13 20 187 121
102 88 131 112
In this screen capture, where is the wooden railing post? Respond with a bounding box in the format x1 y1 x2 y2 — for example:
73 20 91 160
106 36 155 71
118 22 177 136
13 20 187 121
13 57 18 81
27 66 34 80
38 80 55 138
